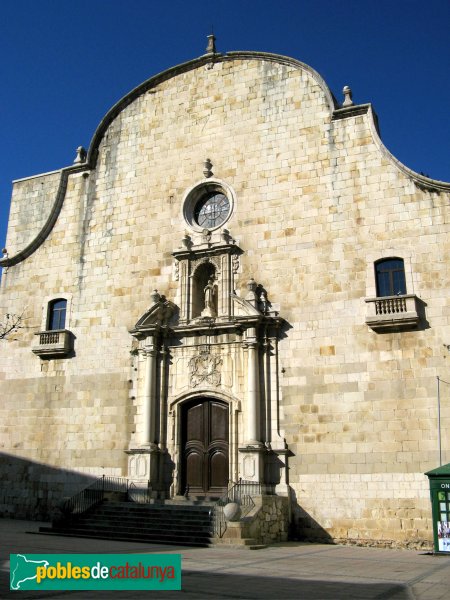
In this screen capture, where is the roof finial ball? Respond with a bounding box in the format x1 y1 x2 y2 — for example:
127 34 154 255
74 146 87 164
206 33 217 55
342 86 354 107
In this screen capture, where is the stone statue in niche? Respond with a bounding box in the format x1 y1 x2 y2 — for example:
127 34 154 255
201 277 217 317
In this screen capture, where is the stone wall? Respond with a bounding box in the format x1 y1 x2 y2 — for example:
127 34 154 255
248 495 290 545
5 170 62 256
220 495 290 546
293 474 432 549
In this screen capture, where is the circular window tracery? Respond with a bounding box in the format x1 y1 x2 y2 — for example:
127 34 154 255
183 180 234 232
194 192 230 228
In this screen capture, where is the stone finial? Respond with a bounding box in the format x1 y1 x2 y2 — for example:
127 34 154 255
181 233 192 249
203 158 213 178
150 290 161 305
259 290 269 314
74 146 87 164
221 228 231 244
342 86 354 107
206 34 216 55
245 278 258 307
247 278 257 292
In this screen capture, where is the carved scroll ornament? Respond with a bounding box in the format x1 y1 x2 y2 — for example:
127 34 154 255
189 352 222 387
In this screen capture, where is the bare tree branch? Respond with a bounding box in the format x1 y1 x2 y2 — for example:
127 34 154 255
0 312 24 340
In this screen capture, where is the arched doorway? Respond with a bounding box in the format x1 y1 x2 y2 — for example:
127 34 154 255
181 398 229 497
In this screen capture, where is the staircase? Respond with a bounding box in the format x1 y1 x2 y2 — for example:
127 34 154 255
40 500 214 547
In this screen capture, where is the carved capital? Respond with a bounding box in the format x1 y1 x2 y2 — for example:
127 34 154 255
142 343 157 358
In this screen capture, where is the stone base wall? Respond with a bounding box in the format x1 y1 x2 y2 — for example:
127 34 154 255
220 495 290 546
0 454 122 521
248 495 290 545
292 473 433 550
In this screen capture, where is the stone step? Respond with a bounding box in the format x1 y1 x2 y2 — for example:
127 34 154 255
94 508 212 519
76 528 211 540
39 528 210 547
166 496 219 505
211 537 266 549
81 514 211 525
88 509 212 523
89 505 209 511
43 499 215 547
42 524 211 540
71 519 212 533
98 502 212 514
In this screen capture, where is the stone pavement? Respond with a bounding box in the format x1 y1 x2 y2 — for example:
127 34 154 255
1 519 449 599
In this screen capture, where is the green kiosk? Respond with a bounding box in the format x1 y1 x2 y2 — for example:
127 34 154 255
425 463 450 554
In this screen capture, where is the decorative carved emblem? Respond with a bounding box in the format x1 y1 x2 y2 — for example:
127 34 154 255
173 261 179 281
189 350 222 387
232 253 240 274
194 256 220 270
202 228 212 244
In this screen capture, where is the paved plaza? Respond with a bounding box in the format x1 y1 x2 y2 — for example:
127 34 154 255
1 518 449 599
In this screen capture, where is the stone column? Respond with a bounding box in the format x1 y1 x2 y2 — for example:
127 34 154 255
246 333 260 445
239 327 265 483
126 335 160 492
142 337 158 449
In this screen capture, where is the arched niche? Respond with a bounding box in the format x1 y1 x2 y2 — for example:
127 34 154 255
172 229 242 323
192 261 217 318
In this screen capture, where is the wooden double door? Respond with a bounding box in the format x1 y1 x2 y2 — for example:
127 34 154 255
181 398 229 497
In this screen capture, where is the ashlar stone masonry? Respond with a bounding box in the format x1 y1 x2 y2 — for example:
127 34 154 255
1 41 449 548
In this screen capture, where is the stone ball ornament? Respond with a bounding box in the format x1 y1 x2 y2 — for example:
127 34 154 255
223 502 241 522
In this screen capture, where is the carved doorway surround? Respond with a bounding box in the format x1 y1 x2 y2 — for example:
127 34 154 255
127 228 290 498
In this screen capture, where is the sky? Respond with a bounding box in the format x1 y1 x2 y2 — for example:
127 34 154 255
1 0 449 249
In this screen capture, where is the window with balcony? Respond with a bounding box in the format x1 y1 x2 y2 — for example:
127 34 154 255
365 257 420 332
32 297 72 357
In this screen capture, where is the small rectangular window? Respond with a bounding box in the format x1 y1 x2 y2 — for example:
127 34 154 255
48 299 67 330
375 258 406 297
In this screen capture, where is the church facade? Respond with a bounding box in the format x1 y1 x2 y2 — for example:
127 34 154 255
1 39 449 548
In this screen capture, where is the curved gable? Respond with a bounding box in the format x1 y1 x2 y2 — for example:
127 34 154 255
86 51 339 166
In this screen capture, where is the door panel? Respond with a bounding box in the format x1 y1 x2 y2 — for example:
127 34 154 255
210 402 228 442
182 399 229 496
209 450 228 490
185 450 203 489
186 402 203 443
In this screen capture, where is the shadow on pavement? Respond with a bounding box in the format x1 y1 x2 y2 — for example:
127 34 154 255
1 566 411 600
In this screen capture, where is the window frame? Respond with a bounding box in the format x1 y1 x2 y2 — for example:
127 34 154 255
40 294 72 332
374 257 407 297
47 298 67 331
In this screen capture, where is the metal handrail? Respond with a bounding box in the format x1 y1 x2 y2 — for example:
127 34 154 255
59 475 129 518
211 479 275 538
128 481 153 504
